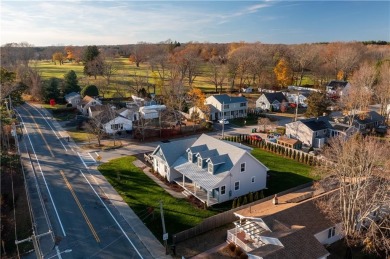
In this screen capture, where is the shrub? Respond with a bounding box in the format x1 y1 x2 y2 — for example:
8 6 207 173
228 242 236 252
80 84 99 97
234 246 243 256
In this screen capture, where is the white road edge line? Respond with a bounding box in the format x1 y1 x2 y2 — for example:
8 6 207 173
55 245 62 259
27 103 68 152
16 109 67 237
79 169 144 259
77 152 89 169
88 153 96 163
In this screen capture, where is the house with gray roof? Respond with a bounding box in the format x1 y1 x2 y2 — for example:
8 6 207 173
256 92 289 111
285 117 334 148
64 92 81 107
326 80 351 97
200 94 248 121
152 134 268 206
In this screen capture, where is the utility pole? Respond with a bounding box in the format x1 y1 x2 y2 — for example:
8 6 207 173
159 201 168 255
222 101 225 138
294 91 299 122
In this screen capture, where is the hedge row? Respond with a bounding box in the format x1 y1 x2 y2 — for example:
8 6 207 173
222 134 321 166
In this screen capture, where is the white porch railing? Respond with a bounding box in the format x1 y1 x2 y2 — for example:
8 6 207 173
227 228 252 252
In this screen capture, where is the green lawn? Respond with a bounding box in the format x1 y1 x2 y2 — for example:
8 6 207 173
98 156 216 243
67 128 95 143
251 148 316 195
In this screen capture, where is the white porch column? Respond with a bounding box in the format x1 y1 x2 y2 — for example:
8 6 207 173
194 183 196 195
182 175 185 187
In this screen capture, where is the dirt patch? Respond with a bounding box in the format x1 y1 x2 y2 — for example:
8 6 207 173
174 223 234 258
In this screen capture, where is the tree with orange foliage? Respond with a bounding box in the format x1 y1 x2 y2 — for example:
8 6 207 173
273 58 293 88
52 52 64 65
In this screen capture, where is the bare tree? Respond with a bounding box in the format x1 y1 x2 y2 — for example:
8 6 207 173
315 135 390 257
83 105 113 147
257 117 274 133
340 62 376 125
374 61 390 118
290 44 319 85
208 56 227 93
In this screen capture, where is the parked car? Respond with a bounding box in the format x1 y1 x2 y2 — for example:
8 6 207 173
219 119 229 124
249 135 262 141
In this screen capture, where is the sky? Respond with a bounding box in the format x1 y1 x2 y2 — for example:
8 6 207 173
1 0 389 46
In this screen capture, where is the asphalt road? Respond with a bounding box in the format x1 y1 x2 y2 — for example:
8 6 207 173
16 103 163 259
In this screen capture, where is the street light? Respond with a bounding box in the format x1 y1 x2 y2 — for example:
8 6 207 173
45 249 72 259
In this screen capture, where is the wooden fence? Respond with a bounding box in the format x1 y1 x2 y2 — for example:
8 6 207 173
172 182 313 244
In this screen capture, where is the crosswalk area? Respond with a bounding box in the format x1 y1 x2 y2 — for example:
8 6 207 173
77 152 96 168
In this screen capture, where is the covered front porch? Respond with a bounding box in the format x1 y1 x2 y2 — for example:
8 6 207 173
174 176 219 206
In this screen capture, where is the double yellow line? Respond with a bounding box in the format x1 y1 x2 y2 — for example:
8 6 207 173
21 106 55 157
60 170 100 243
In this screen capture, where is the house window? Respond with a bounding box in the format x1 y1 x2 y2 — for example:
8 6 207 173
197 157 202 168
111 124 123 130
251 176 255 183
224 104 229 110
208 163 213 173
188 152 192 162
221 186 226 195
164 165 168 173
156 160 159 168
231 111 234 116
328 227 336 238
234 181 240 191
240 163 246 172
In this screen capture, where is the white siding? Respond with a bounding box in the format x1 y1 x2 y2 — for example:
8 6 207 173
314 223 343 245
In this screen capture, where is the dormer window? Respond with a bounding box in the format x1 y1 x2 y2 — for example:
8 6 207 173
197 157 202 168
208 162 213 173
188 152 192 162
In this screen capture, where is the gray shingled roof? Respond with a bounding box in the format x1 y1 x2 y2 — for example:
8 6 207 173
327 80 348 87
210 94 247 104
196 149 218 159
301 117 333 131
263 92 288 103
353 111 384 125
152 138 196 167
207 154 229 166
187 144 208 154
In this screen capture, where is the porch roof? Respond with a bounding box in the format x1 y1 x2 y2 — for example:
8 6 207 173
173 156 228 190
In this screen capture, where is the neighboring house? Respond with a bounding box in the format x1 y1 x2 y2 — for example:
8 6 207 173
77 95 102 115
228 196 343 258
139 105 166 119
188 104 217 121
103 115 132 134
285 92 308 107
241 86 253 93
351 111 385 133
285 117 333 148
64 92 81 107
256 92 289 111
329 111 385 134
326 80 351 97
205 94 248 121
88 105 106 118
151 134 268 206
117 107 140 122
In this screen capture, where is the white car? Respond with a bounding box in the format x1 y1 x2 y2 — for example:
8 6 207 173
219 119 229 124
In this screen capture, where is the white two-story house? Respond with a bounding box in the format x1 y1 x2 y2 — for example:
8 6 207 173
152 134 268 206
202 94 248 121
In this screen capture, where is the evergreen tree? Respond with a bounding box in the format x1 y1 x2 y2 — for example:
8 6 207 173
42 78 60 103
305 92 331 118
81 85 99 97
63 70 80 95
